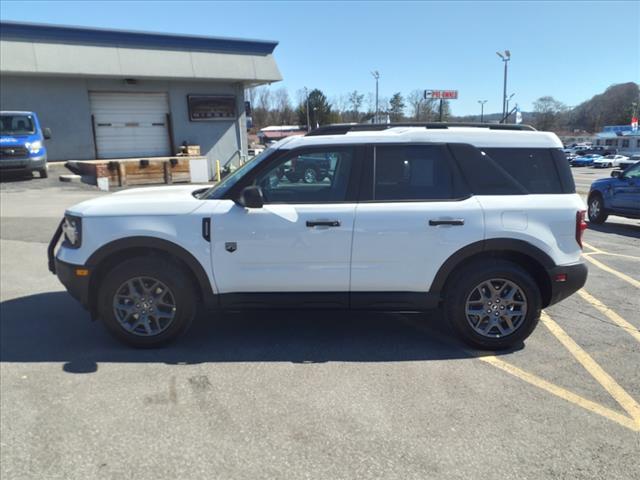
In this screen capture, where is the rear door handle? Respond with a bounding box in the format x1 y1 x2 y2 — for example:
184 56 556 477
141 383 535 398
429 219 465 226
306 220 341 227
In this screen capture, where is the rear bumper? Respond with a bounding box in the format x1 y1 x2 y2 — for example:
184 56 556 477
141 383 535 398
546 261 588 306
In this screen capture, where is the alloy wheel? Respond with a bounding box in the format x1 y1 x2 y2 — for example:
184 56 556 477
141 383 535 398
112 276 177 336
465 278 528 338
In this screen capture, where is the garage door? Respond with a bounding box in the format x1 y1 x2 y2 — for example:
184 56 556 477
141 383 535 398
90 92 171 159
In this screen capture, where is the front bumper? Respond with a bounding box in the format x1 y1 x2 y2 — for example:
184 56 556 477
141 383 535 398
546 261 588 306
55 257 90 308
0 154 47 172
48 220 90 309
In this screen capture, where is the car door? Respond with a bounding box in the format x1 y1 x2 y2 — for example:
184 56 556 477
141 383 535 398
210 146 360 305
350 144 484 307
611 163 640 211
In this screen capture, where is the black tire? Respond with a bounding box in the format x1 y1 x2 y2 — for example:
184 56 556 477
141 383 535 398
285 171 300 183
588 193 608 224
443 259 542 350
38 167 48 178
97 256 196 348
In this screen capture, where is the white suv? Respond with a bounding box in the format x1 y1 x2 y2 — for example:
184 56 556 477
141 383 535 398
49 123 588 349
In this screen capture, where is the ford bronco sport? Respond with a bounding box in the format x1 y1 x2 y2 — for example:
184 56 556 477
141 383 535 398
49 123 588 349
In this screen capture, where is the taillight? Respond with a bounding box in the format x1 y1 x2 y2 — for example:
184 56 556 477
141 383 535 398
576 210 587 248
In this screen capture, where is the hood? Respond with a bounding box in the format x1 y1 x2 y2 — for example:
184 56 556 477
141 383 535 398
0 133 39 145
68 184 211 217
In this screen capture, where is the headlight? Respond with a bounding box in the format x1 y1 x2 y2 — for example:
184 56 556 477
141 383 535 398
25 141 43 154
62 215 82 248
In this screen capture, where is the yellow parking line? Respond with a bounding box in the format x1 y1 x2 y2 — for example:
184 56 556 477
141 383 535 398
478 355 639 432
583 241 640 261
577 289 640 344
582 254 640 289
541 312 640 424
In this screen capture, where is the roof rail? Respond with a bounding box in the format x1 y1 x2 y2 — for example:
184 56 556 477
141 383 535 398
306 122 536 136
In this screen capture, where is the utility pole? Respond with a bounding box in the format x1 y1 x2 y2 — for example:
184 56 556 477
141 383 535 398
371 71 379 123
304 87 311 132
505 93 515 123
496 50 511 122
478 100 487 123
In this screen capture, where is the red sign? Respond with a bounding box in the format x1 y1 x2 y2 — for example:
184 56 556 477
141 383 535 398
424 90 458 100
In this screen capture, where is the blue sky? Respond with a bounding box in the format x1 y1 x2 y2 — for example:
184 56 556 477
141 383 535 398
1 1 638 116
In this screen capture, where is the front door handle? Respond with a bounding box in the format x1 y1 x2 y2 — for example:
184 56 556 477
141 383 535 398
429 219 465 226
306 220 341 227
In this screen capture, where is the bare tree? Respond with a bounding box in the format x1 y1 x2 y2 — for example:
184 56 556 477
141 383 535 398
347 90 365 122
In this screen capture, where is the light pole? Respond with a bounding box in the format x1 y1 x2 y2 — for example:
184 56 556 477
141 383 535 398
496 50 511 122
371 70 379 123
478 100 487 123
304 87 311 132
505 93 515 122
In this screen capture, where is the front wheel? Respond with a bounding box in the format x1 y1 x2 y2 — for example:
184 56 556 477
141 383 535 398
588 193 608 224
97 257 196 348
444 259 542 350
38 166 48 178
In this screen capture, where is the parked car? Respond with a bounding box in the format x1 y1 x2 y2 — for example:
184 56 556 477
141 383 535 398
582 146 618 156
619 154 640 168
571 154 602 167
587 162 640 224
0 111 52 178
278 152 332 183
592 154 629 168
564 152 577 162
49 123 588 350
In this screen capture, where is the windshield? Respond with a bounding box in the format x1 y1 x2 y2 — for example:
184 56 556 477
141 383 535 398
199 147 276 199
0 115 35 135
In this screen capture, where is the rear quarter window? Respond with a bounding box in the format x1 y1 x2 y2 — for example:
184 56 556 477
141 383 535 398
482 148 573 194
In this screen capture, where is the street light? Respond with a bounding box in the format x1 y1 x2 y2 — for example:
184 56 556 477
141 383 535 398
478 100 488 123
371 70 380 124
505 93 515 122
304 87 311 132
496 50 511 122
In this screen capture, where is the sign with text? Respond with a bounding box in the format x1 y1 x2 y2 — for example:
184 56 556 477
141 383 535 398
424 90 458 100
187 95 236 121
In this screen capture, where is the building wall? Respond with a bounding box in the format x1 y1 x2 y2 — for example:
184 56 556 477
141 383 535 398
0 75 247 166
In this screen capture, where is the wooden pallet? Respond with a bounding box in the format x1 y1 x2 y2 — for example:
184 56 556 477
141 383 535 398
68 156 205 187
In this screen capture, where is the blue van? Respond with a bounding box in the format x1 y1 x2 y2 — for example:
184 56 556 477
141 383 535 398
0 111 52 178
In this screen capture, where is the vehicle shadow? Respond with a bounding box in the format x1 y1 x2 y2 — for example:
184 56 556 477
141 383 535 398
0 292 519 374
0 171 35 183
588 221 640 239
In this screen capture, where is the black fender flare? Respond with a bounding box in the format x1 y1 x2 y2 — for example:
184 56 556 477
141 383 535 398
429 238 555 294
86 236 216 309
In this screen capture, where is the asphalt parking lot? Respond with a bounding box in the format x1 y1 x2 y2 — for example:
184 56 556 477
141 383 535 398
1 164 639 480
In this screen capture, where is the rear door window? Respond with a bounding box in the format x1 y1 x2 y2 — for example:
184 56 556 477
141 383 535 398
373 145 455 200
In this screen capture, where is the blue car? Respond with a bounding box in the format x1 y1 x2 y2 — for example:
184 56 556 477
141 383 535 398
570 154 602 167
587 162 640 224
0 111 51 178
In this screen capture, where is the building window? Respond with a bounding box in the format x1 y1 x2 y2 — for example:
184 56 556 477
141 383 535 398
637 139 640 148
595 139 601 145
605 139 613 146
622 139 629 148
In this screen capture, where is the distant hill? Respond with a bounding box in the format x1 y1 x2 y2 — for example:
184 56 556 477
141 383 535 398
569 82 639 132
451 82 639 132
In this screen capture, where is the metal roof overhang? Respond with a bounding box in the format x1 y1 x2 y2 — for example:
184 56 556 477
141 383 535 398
0 22 282 85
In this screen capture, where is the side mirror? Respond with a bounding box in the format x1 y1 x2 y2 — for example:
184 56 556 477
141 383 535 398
43 128 52 140
237 185 264 208
611 170 622 178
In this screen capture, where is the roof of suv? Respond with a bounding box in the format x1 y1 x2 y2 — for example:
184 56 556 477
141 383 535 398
280 124 563 150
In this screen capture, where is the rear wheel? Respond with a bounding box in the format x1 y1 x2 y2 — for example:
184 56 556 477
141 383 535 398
303 167 319 184
97 257 196 348
444 259 542 350
588 193 608 224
